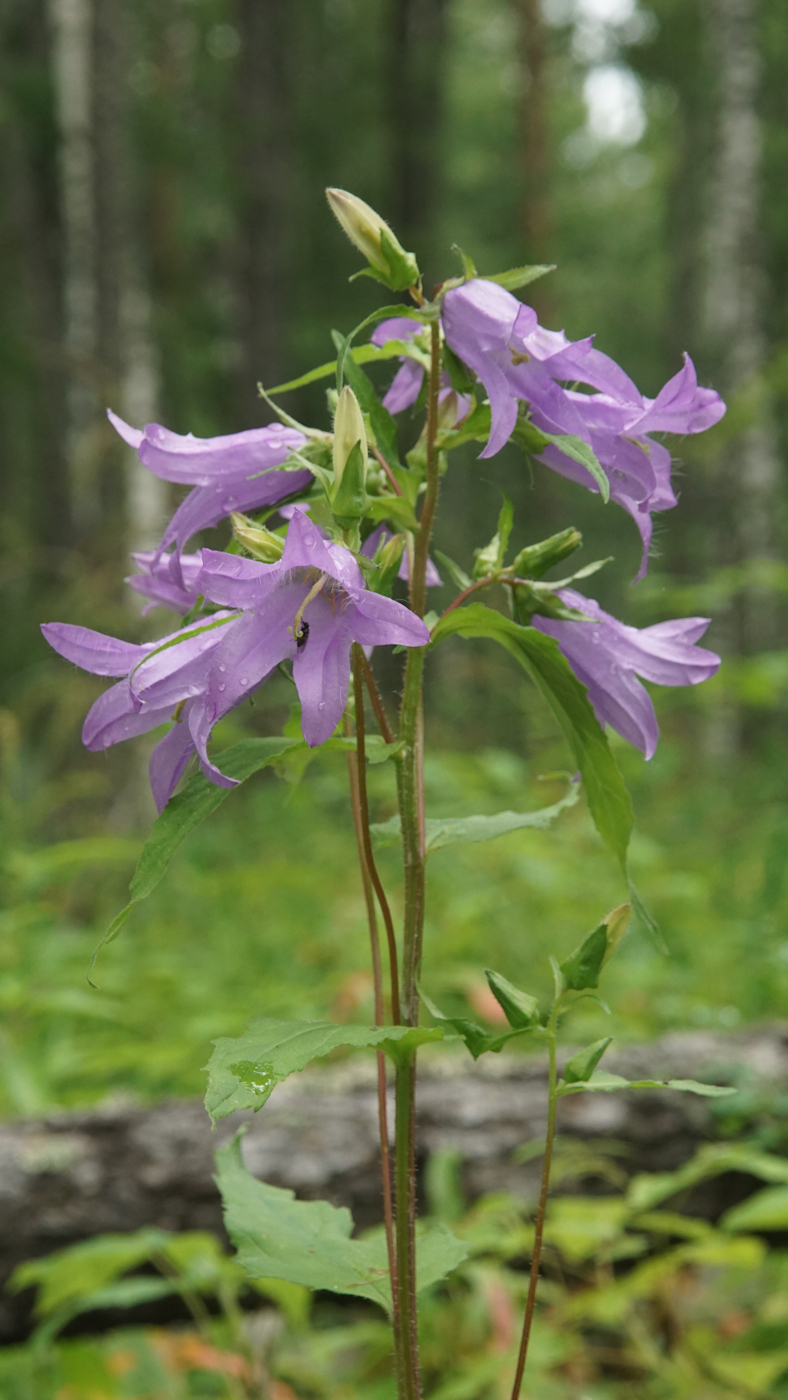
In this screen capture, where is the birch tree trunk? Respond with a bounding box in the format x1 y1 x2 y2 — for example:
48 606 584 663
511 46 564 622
517 0 553 323
49 0 100 535
703 0 780 657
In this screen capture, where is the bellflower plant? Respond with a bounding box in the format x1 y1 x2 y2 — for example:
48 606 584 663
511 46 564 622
43 192 731 1400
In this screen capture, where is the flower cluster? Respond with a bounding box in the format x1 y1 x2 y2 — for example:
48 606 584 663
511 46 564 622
43 234 724 812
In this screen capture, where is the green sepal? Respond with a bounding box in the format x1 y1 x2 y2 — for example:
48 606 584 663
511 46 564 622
513 420 610 502
429 604 633 874
331 440 368 525
443 341 475 393
484 970 540 1028
437 401 491 452
364 528 405 595
511 529 583 580
562 1036 614 1085
485 264 556 291
205 1016 444 1123
216 1133 468 1313
451 243 478 280
379 225 421 291
365 493 420 530
472 493 513 578
418 987 498 1060
434 549 472 591
560 904 631 990
510 581 591 626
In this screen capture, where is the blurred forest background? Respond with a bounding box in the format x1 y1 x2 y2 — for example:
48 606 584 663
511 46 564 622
1 0 788 1117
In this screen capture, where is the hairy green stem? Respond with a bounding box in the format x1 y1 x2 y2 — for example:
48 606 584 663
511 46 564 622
510 1011 560 1399
392 318 443 1400
344 704 400 1368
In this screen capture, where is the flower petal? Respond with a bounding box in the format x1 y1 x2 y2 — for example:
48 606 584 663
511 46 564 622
382 359 424 414
149 715 197 812
42 623 149 677
82 683 172 751
292 605 353 747
138 422 306 486
350 590 431 647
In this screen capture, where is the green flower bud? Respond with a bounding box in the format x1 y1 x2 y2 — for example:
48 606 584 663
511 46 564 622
510 528 582 580
332 386 367 488
230 513 284 563
560 903 631 991
326 188 420 292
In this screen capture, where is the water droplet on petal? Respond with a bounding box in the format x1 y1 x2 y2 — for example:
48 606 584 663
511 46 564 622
218 683 226 692
318 701 325 711
240 676 248 686
219 664 226 673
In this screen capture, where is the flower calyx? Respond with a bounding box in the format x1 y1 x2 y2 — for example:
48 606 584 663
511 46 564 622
230 513 285 563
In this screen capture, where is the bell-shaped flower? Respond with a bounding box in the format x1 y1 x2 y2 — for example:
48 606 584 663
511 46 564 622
197 510 430 752
441 280 725 576
127 550 203 615
370 319 473 424
41 611 248 812
108 411 313 584
532 588 720 759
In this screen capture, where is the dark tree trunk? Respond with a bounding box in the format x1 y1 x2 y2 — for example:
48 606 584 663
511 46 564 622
233 0 291 418
387 0 448 284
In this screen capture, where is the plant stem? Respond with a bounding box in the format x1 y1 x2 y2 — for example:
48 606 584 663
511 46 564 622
359 649 395 745
344 705 401 1368
372 444 404 496
510 1019 559 1400
439 573 496 618
392 318 443 1400
352 645 401 1024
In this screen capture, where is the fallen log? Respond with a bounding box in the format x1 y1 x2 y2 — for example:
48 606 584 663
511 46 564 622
1 1026 786 1341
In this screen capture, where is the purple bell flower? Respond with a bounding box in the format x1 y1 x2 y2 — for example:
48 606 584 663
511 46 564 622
441 280 725 577
108 411 313 585
41 611 248 812
197 509 430 752
532 588 720 759
370 319 473 425
126 550 203 615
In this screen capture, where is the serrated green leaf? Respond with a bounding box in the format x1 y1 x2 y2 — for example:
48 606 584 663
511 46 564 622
429 605 633 872
370 777 580 853
216 1134 468 1311
485 264 555 291
451 244 478 280
205 1016 444 1123
563 1037 614 1085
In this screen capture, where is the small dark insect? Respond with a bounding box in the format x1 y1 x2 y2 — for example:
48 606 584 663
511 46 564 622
296 620 309 650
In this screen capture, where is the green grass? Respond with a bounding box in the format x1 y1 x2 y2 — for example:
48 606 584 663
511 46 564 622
2 691 788 1117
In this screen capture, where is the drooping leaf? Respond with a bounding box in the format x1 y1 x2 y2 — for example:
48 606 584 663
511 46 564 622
484 970 540 1029
429 605 633 872
205 1016 444 1124
485 264 556 291
216 1134 468 1312
558 1071 737 1100
562 1037 614 1085
331 329 402 471
513 421 610 502
266 342 406 396
370 776 580 853
95 735 398 980
627 1144 788 1213
418 986 497 1059
721 1185 788 1233
10 1229 171 1315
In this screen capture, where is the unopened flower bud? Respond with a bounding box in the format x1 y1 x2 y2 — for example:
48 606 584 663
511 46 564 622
332 386 367 488
511 528 582 580
230 513 284 563
326 188 420 292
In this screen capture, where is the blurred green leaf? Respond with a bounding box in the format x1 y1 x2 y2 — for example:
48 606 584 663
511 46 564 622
370 777 580 853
